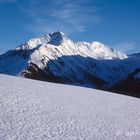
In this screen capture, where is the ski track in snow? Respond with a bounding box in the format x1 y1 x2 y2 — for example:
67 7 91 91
0 74 140 140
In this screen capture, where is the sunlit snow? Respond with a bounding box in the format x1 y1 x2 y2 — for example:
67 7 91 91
0 74 140 140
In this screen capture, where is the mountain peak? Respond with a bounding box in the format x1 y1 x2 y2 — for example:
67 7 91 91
49 31 65 37
7 31 128 61
48 31 67 45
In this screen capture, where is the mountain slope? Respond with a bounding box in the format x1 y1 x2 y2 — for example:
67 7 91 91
0 32 140 96
0 74 140 140
111 68 140 97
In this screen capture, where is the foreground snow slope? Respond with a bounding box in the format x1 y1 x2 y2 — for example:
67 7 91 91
0 74 140 140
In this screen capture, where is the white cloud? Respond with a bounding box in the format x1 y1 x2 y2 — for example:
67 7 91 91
112 42 138 54
19 0 101 35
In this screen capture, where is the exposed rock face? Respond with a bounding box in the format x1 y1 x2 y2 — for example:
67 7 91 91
22 62 62 83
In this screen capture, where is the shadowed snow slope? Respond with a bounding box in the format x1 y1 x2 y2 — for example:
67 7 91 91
0 74 140 140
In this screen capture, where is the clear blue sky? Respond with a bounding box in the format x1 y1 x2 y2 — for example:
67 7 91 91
0 0 140 54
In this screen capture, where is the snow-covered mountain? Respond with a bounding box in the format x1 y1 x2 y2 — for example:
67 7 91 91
0 74 140 140
13 31 127 60
0 32 140 97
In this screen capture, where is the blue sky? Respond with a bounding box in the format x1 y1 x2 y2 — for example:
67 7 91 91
0 0 140 54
